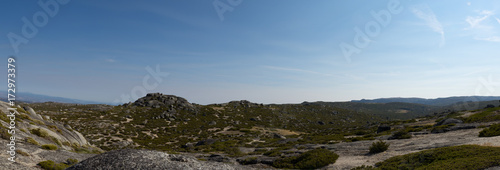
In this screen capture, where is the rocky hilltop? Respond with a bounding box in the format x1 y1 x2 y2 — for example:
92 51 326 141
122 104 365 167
128 93 196 110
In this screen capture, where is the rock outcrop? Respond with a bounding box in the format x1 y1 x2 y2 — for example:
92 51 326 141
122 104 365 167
0 101 101 169
130 93 195 110
0 103 93 150
67 149 253 170
435 118 463 126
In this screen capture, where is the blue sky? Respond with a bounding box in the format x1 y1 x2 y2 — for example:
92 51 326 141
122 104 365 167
1 0 500 104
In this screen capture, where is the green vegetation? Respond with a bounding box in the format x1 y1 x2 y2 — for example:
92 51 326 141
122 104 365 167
26 137 40 146
0 110 9 122
50 136 62 146
31 101 384 152
33 119 46 125
263 148 283 157
272 148 339 169
479 123 500 137
38 160 56 170
41 144 58 150
463 107 500 123
47 125 62 133
38 159 78 170
431 124 455 133
390 130 411 140
65 158 79 166
375 145 500 170
31 128 49 137
16 149 30 156
369 140 389 154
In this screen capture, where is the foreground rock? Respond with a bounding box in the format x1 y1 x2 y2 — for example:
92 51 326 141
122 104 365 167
67 149 256 170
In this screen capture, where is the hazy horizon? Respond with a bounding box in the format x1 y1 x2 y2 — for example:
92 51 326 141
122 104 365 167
2 0 500 105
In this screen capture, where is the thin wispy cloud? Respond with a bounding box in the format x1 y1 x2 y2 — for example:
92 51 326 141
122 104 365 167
411 4 445 47
466 10 493 29
465 10 500 43
105 59 116 63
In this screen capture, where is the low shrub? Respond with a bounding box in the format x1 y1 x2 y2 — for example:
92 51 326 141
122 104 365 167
272 148 339 169
33 119 46 125
431 124 455 133
38 159 72 170
369 140 389 154
479 123 500 137
263 149 282 157
16 149 30 156
390 130 411 140
41 144 58 150
38 160 55 170
50 136 62 146
65 158 78 166
26 137 40 146
30 128 49 137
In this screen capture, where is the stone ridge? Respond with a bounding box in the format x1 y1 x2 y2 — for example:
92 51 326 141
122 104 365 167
67 149 254 170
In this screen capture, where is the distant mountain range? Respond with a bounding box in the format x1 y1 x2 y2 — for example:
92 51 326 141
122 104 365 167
0 92 109 105
351 96 500 106
1 92 500 111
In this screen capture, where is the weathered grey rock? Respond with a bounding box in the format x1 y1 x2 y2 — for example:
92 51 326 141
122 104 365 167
436 118 463 126
181 142 194 149
67 149 250 170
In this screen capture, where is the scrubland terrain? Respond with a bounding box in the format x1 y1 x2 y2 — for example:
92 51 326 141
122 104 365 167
2 93 500 169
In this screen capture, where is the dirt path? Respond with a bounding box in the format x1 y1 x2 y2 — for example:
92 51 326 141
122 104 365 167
324 128 500 169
